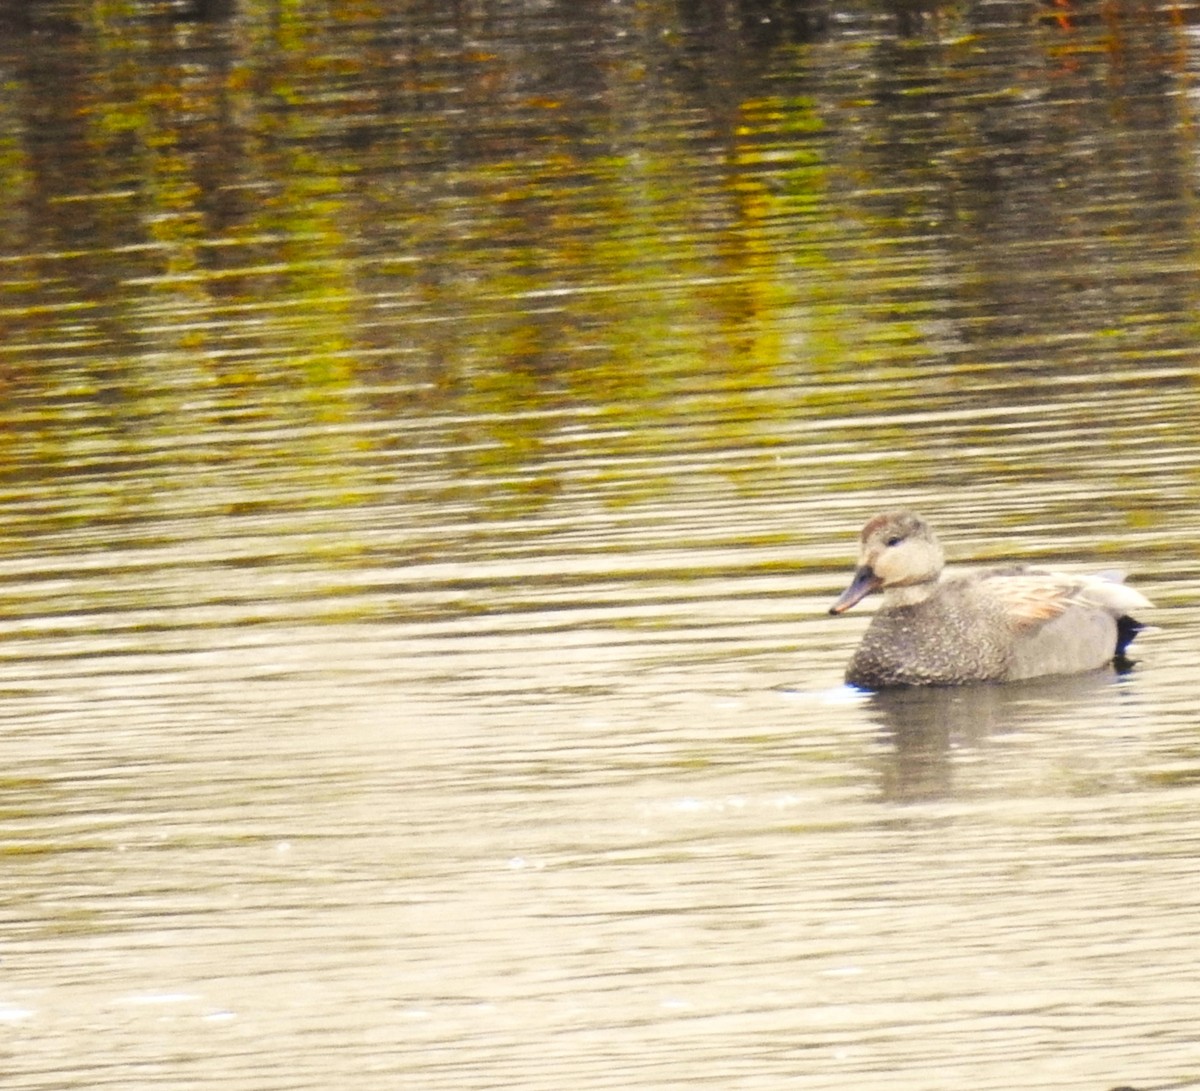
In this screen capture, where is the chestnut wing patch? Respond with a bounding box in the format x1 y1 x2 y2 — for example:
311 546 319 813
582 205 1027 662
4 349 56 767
977 568 1084 627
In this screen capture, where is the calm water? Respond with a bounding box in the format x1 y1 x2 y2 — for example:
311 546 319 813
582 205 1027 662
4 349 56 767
1 1 1199 1088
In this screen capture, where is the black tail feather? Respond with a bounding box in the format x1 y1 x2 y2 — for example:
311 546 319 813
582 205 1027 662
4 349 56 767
1114 615 1145 664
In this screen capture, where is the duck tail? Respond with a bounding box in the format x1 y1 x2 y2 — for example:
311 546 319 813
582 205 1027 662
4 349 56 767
1114 615 1145 660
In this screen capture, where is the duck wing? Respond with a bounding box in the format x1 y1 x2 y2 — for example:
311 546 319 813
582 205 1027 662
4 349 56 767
976 566 1153 629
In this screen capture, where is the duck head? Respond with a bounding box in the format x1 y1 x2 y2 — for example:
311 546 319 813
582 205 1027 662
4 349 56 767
829 511 945 614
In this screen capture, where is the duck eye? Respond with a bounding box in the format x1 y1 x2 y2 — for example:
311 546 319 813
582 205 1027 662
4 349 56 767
885 535 903 547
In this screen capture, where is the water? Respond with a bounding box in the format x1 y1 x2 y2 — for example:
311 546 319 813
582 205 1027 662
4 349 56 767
0 1 1199 1088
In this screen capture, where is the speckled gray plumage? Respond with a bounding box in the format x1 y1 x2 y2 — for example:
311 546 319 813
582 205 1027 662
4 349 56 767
846 573 1014 687
830 511 1153 689
844 567 1119 688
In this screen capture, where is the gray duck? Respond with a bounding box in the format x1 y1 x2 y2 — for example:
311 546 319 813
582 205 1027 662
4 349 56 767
829 511 1152 688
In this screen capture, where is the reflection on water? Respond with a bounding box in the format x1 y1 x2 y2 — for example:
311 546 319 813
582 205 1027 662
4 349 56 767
866 671 1152 803
0 2 1199 1089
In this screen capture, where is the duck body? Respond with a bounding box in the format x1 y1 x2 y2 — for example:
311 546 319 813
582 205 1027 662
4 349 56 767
830 512 1152 689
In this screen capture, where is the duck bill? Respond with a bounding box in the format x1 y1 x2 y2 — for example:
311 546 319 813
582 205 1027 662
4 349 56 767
828 566 882 614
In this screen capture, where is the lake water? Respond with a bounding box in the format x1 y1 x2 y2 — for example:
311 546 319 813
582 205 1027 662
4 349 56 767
0 2 1198 1089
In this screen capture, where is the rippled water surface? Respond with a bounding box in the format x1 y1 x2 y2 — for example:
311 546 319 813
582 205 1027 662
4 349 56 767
1 1 1199 1088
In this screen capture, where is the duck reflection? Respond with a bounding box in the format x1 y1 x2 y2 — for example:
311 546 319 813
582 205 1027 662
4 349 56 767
865 671 1136 802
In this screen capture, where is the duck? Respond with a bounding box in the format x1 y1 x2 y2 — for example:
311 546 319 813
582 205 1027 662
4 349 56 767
828 511 1152 688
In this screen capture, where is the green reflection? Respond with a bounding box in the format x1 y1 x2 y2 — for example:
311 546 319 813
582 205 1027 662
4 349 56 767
0 0 1193 566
